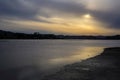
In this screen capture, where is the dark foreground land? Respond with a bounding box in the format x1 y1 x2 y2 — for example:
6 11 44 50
43 47 120 80
0 47 120 80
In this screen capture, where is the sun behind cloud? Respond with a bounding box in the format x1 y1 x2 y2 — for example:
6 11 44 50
83 14 92 19
0 0 120 35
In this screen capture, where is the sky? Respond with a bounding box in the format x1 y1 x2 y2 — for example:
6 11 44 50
0 0 120 35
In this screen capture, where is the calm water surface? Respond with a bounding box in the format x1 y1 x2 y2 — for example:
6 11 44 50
0 40 120 71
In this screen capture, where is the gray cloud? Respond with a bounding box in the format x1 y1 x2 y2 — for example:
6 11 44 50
0 0 40 20
94 12 120 29
87 0 120 29
0 0 87 19
0 0 120 31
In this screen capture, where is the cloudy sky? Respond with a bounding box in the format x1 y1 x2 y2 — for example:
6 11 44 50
0 0 120 35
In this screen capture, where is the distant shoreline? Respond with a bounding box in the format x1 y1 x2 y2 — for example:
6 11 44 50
0 30 120 40
0 38 120 40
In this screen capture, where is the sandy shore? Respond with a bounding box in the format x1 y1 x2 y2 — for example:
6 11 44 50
42 47 120 80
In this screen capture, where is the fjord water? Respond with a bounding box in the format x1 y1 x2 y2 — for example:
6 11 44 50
0 40 120 71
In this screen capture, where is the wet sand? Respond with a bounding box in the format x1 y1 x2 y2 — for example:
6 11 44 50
43 47 120 80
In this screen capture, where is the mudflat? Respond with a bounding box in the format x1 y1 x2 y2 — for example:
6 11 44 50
43 47 120 80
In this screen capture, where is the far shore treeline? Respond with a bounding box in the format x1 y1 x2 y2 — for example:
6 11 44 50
0 30 120 40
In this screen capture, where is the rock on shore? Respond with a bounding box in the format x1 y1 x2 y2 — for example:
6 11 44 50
43 47 120 80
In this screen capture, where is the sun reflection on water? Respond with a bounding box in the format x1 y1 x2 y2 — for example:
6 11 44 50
50 47 104 65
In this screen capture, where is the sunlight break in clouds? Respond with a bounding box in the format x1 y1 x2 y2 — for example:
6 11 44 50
6 14 119 35
0 0 120 35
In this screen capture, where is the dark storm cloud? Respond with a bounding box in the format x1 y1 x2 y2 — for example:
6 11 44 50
0 0 87 19
87 0 120 29
0 0 37 18
32 0 87 16
92 11 120 29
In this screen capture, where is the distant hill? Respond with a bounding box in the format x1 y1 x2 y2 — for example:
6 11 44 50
0 30 120 39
